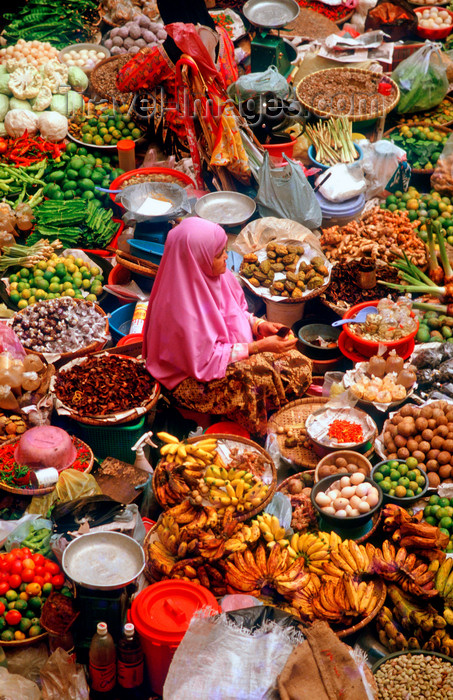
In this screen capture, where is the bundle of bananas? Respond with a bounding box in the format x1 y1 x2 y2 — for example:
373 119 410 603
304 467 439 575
203 464 269 515
322 539 374 578
434 557 453 601
293 574 380 625
252 513 289 548
372 541 437 598
382 503 449 551
286 532 331 575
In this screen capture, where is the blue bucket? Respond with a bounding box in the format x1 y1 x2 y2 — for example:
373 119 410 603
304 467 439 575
109 303 135 344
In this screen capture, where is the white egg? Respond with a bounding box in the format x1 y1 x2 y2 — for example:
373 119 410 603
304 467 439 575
440 10 449 18
322 506 336 515
367 490 380 508
435 16 443 24
350 495 362 510
335 509 347 518
341 486 356 499
349 508 360 517
422 9 430 16
345 504 354 515
333 497 349 511
355 483 370 498
97 52 105 59
358 500 371 513
340 476 351 489
327 489 340 501
350 472 365 486
315 492 331 508
80 50 88 58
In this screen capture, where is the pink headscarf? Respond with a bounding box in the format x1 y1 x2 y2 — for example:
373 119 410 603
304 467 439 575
143 217 253 389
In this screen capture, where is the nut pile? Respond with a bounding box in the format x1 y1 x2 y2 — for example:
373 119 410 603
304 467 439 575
374 653 453 700
240 244 328 299
317 455 369 480
276 424 310 449
54 354 155 416
11 299 107 355
0 414 27 441
320 208 427 267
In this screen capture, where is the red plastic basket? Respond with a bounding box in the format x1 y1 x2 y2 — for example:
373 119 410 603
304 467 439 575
109 167 196 208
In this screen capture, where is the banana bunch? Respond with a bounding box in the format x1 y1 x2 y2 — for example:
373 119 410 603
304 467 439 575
322 539 373 578
157 432 218 465
225 543 311 598
373 541 437 598
302 576 380 625
387 584 446 634
253 513 288 549
146 540 177 580
286 532 330 575
435 558 453 600
376 606 410 652
203 464 269 514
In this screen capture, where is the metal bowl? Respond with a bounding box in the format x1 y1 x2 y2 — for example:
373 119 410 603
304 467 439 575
297 323 341 359
243 0 300 28
62 531 145 590
194 191 256 227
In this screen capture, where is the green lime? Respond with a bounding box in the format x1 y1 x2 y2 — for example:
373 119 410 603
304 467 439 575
1 630 14 642
380 481 391 493
79 178 94 192
374 472 384 482
439 498 450 507
380 465 391 477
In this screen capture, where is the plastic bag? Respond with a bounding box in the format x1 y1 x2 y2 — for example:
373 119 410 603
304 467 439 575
5 516 51 552
431 132 453 195
41 648 89 700
360 139 411 199
228 66 290 103
264 492 293 532
392 41 448 113
163 607 303 700
7 643 49 684
315 162 366 203
27 469 102 515
0 666 41 700
114 182 191 223
256 153 322 229
0 323 25 359
232 217 323 257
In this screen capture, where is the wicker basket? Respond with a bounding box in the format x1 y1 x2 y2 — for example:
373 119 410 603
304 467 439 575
153 433 277 521
336 580 386 638
115 250 159 279
268 397 330 469
383 122 452 174
296 68 400 122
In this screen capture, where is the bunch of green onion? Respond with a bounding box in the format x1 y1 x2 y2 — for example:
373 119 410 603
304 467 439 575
0 240 62 273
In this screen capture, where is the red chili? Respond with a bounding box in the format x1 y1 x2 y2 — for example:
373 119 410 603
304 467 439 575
328 420 364 444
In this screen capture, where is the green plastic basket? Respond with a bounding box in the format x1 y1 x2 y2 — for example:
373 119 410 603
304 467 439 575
76 416 146 463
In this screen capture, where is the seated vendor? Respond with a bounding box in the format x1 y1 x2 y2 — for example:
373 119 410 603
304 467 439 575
143 218 312 435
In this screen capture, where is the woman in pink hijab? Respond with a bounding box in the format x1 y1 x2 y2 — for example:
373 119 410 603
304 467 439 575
143 218 312 434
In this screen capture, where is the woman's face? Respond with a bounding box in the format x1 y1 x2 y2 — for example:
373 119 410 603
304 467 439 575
211 246 228 276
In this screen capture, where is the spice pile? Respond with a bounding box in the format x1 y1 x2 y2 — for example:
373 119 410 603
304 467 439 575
323 260 400 310
54 354 156 416
328 419 364 444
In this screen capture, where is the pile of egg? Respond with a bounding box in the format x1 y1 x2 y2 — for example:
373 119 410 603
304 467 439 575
60 48 107 72
314 473 380 518
0 39 58 67
418 7 452 29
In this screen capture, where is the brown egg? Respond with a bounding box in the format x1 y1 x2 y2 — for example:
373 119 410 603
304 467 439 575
335 457 348 469
318 465 332 480
347 463 358 473
428 472 441 487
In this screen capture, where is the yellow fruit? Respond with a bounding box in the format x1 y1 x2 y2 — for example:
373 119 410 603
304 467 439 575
406 199 419 211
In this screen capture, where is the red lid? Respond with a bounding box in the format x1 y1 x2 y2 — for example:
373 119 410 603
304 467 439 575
116 333 143 347
117 139 136 152
378 81 391 96
130 580 220 644
205 421 250 438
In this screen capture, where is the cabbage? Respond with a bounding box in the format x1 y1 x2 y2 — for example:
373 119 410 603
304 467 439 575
0 122 6 137
9 98 32 111
5 109 38 138
0 75 12 97
67 66 88 92
50 90 83 116
0 95 8 122
38 111 68 142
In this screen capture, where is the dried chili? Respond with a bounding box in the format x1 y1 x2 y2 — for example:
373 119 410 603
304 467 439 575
328 420 364 444
296 0 352 21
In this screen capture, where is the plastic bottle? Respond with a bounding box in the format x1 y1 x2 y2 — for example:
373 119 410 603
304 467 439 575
117 139 136 172
117 623 145 699
89 622 116 700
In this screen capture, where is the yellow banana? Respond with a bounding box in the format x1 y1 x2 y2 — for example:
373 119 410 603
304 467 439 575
291 533 300 551
225 482 236 499
157 432 180 444
436 558 453 595
177 444 187 459
205 477 226 487
235 480 245 500
161 443 179 455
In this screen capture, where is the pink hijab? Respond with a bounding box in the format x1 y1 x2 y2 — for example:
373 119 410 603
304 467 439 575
143 217 253 389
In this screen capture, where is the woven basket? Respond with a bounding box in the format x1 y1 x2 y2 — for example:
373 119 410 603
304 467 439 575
383 122 452 174
115 250 159 279
14 299 109 363
296 68 400 122
394 95 453 128
153 434 277 522
268 397 330 469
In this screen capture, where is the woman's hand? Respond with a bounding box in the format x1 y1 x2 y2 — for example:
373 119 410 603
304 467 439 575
256 321 285 337
255 333 297 354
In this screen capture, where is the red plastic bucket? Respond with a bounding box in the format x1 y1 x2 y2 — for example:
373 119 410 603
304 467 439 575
205 421 250 439
262 139 295 162
130 580 220 695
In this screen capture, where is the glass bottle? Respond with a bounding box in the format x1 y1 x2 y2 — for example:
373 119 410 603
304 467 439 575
89 622 116 700
117 622 145 699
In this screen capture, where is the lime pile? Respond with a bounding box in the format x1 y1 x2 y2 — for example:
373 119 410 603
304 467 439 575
43 143 123 204
416 309 453 344
423 494 453 552
380 188 453 245
387 125 448 171
373 458 426 499
9 255 104 309
70 104 143 146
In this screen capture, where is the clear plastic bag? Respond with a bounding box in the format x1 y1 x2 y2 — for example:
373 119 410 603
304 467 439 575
0 666 41 700
256 153 322 230
41 648 89 700
360 139 411 199
228 66 290 103
27 469 102 515
0 323 25 359
392 41 448 113
431 132 453 195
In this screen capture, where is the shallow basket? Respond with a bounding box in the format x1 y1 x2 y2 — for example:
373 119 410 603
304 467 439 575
296 68 400 122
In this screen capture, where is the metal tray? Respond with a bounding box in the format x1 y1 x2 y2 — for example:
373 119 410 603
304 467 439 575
242 0 300 28
62 531 145 590
195 191 256 226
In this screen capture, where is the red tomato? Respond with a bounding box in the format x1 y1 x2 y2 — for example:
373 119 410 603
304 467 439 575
0 573 7 583
42 572 52 584
21 569 35 583
3 553 15 570
5 609 21 626
22 559 35 571
44 561 60 576
9 574 22 589
33 575 44 587
51 574 64 589
0 582 9 596
10 560 22 576
10 549 25 560
34 566 45 577
20 548 31 558
0 603 5 616
32 553 44 566
0 558 10 575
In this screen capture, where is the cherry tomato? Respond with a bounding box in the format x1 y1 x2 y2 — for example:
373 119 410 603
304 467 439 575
33 576 44 588
3 553 15 570
0 574 8 583
32 554 44 566
9 574 22 589
44 561 60 576
34 566 45 577
0 602 5 616
21 558 34 570
10 549 25 560
0 582 9 596
21 569 35 583
42 572 52 584
5 609 22 626
0 558 10 575
10 560 22 576
51 574 64 589
20 548 31 558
